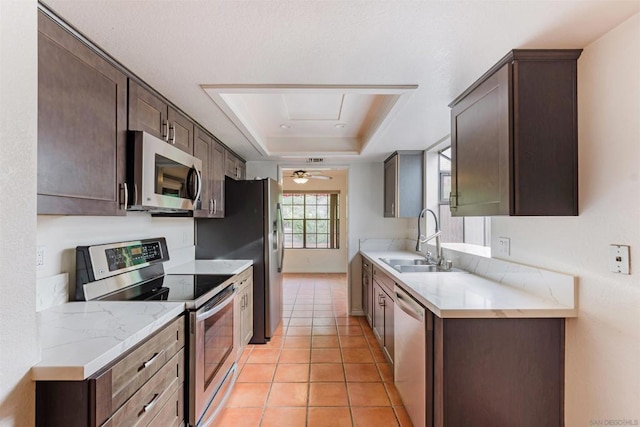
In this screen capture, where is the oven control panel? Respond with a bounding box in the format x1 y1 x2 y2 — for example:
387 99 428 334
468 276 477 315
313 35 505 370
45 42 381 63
105 241 163 271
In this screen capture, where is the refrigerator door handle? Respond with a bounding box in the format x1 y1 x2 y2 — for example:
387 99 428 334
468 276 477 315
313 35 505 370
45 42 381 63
276 203 285 272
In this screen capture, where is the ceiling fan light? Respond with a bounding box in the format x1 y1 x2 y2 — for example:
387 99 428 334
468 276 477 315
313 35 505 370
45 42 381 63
293 177 308 184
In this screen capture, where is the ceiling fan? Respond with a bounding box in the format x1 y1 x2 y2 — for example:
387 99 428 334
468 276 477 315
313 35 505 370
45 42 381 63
290 170 332 184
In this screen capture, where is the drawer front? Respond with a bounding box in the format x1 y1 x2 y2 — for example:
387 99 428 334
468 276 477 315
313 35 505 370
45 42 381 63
236 266 253 288
362 257 372 279
106 349 184 427
110 317 184 411
372 265 394 296
147 384 184 427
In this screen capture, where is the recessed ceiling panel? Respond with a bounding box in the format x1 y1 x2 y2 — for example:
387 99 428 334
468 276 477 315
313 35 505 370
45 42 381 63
283 93 344 120
202 84 418 159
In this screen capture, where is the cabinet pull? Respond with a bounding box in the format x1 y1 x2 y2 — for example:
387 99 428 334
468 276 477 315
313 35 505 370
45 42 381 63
449 192 458 209
133 184 138 206
142 393 161 413
169 123 176 144
120 183 128 210
141 350 164 369
213 199 217 214
209 199 214 215
162 120 169 141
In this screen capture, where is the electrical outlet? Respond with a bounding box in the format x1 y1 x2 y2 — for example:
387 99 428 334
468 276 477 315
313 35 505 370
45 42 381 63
36 246 45 268
498 237 510 256
609 244 630 274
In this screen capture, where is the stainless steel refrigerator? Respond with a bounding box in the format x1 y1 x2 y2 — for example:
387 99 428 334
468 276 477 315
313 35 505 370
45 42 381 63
195 177 284 344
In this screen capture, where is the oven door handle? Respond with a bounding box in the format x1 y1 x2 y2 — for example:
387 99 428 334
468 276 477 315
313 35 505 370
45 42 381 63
196 285 236 322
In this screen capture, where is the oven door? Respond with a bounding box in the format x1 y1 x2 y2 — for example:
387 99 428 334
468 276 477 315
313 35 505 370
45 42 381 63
189 284 237 426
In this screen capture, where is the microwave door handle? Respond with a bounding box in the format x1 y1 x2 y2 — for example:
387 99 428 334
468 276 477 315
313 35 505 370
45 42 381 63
185 168 195 200
193 166 202 206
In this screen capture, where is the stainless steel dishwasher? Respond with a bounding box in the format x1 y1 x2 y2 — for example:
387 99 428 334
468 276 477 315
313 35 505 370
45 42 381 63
394 285 432 427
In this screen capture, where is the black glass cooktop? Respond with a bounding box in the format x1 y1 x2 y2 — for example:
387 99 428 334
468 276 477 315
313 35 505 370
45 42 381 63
98 273 234 308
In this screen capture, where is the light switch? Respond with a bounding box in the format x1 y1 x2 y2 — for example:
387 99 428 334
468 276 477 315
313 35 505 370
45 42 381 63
609 244 630 275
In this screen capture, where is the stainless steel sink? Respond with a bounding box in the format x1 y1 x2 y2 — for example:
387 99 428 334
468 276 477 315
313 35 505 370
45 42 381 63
379 257 463 273
394 264 464 273
379 258 432 266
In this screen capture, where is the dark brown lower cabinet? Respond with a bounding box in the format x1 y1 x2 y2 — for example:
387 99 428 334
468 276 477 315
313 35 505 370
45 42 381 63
36 317 185 427
433 316 564 427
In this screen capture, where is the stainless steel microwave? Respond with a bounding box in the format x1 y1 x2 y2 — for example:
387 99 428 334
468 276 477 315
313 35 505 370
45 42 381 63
126 131 202 213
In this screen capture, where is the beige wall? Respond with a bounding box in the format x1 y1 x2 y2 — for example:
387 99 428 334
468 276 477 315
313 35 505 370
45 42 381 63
491 13 640 423
282 169 348 273
0 1 38 426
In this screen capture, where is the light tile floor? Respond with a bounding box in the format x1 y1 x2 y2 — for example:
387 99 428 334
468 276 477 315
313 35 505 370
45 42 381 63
215 273 413 427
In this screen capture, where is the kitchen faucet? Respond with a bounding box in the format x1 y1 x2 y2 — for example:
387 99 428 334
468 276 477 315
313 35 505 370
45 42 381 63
416 208 443 266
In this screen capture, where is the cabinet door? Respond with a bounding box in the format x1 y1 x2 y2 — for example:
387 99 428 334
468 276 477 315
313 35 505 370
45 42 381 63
451 63 510 216
382 288 394 364
193 126 212 217
167 106 194 154
242 278 254 345
237 162 246 180
128 80 168 141
234 286 244 360
38 12 127 216
383 156 398 217
211 141 225 218
225 150 238 179
372 282 385 346
365 276 373 326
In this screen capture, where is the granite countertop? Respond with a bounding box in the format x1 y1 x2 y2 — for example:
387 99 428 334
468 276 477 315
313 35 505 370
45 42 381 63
32 301 185 381
165 259 252 275
361 249 577 319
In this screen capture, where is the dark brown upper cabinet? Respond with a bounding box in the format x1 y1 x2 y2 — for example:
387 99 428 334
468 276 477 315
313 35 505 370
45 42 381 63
193 126 225 218
449 49 582 217
383 151 424 218
37 11 127 215
225 151 245 180
128 80 194 154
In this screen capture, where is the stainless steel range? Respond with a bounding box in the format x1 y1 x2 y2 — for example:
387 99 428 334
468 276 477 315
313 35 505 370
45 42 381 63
75 237 237 427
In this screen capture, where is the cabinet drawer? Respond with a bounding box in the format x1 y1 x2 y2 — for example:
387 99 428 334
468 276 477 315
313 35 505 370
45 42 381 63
372 265 394 297
104 349 184 427
147 384 184 427
236 266 253 289
362 258 372 279
101 317 184 415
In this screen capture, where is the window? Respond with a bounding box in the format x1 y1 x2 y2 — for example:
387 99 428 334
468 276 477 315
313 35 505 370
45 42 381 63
281 192 340 249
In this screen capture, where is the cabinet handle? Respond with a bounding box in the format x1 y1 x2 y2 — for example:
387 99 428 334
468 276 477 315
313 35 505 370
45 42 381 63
162 120 169 141
213 199 217 215
142 393 161 413
209 199 214 215
133 184 138 206
141 350 164 369
120 183 128 210
169 123 176 144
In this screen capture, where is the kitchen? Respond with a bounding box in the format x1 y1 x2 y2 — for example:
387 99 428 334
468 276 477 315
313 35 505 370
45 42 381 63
1 1 639 426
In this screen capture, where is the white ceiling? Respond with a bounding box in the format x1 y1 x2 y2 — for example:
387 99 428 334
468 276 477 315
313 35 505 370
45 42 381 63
44 0 640 163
